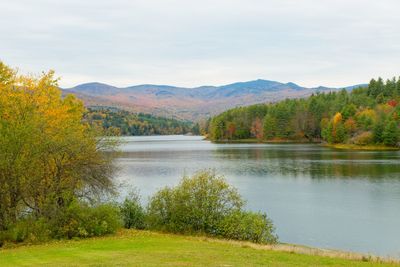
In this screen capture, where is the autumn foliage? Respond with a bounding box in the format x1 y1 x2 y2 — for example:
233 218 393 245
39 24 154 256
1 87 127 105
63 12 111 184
0 62 117 240
209 77 400 147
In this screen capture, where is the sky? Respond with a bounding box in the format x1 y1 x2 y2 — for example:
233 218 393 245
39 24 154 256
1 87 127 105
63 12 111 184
1 0 400 88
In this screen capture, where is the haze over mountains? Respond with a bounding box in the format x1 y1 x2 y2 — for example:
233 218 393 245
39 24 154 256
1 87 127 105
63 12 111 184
64 79 365 120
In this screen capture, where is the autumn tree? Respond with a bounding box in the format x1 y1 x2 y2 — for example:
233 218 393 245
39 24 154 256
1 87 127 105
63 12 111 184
227 122 236 139
0 62 117 230
250 118 263 140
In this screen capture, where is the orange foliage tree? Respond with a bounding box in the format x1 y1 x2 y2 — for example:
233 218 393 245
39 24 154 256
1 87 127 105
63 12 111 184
0 62 117 229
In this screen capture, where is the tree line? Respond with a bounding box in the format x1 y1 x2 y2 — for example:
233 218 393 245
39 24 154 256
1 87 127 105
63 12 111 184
85 108 200 136
208 77 400 147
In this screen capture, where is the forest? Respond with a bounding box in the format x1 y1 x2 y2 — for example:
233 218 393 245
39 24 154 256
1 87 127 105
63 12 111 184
208 77 400 147
84 108 200 136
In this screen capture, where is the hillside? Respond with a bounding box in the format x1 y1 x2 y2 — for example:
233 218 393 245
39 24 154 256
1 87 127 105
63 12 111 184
1 230 396 267
63 80 365 120
85 107 199 135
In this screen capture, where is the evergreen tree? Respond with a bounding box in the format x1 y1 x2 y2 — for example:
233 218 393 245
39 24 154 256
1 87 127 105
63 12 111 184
263 114 277 140
383 120 399 146
334 122 346 143
373 122 384 143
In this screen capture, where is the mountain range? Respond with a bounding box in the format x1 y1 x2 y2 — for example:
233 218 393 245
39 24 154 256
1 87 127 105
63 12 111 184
63 79 366 120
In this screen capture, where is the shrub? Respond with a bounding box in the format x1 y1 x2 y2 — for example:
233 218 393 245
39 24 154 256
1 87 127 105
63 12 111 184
146 170 277 244
147 170 244 234
1 201 122 244
352 131 374 146
218 211 278 244
120 191 146 229
0 218 52 245
51 201 121 239
83 203 122 237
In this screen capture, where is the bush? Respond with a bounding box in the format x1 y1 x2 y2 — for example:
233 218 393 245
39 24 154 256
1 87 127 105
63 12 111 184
83 204 122 237
120 191 146 229
50 201 121 239
352 131 374 146
0 218 52 245
217 211 278 244
147 170 244 234
0 201 122 244
146 170 277 244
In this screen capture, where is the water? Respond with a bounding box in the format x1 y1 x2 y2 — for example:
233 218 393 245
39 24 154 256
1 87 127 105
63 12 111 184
115 135 400 258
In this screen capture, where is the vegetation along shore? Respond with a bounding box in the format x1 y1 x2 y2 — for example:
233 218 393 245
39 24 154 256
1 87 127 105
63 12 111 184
207 78 400 150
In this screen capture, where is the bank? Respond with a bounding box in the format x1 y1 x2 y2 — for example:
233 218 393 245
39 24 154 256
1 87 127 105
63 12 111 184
1 230 398 266
210 138 400 151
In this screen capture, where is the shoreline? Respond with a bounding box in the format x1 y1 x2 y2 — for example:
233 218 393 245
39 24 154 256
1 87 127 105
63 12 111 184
323 143 400 151
210 138 400 151
1 230 399 265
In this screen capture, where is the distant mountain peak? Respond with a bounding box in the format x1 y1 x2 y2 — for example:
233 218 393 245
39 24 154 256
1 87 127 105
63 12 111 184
63 79 365 120
69 82 119 95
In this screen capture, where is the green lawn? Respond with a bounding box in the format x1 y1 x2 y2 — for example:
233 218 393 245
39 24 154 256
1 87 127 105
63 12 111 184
0 230 398 267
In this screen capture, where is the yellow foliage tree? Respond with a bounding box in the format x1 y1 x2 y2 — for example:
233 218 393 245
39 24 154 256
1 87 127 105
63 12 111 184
333 112 342 125
0 62 116 229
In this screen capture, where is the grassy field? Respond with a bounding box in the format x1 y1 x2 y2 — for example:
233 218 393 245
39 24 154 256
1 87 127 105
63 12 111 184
1 230 398 267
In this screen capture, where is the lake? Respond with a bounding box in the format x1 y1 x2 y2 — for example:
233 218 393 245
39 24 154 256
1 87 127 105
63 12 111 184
115 135 400 258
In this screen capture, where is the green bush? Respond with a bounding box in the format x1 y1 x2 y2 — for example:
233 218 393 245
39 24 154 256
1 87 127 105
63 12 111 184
83 203 122 237
0 201 121 244
120 191 146 229
217 211 278 244
147 170 244 234
51 201 121 239
146 170 277 244
0 218 52 245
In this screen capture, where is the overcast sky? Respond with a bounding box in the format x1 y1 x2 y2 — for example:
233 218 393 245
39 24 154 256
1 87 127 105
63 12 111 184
1 0 399 88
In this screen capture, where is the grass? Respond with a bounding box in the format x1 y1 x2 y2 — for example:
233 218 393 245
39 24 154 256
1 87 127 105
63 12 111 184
1 230 398 267
325 143 400 151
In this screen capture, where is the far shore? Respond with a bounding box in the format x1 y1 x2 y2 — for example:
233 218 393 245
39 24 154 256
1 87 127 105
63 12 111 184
210 138 400 151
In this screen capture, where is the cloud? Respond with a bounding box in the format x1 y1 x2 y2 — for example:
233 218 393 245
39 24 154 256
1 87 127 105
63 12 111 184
1 0 399 88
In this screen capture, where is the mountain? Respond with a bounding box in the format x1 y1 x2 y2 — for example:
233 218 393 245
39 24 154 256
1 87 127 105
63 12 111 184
63 80 366 120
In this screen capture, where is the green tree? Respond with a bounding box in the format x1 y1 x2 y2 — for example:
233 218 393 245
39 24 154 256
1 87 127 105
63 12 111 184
373 122 385 143
341 104 357 120
382 120 399 146
334 122 346 143
263 114 277 140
